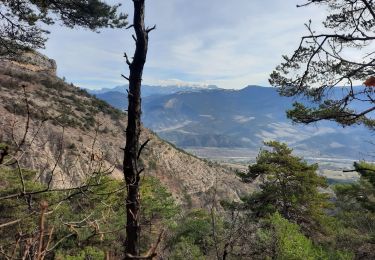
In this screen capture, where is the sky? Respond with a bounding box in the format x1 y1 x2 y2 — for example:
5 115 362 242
41 0 325 90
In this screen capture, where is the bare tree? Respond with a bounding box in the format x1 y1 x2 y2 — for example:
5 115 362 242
122 0 155 258
0 84 127 258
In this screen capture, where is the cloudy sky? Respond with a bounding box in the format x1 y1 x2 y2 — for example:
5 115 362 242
41 0 324 90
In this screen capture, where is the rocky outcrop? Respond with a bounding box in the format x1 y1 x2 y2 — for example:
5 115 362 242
0 52 254 208
0 51 57 75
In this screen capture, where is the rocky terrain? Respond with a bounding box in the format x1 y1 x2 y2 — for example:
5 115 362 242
0 51 253 208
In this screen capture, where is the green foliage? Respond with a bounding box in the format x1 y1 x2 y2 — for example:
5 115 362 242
0 168 50 234
269 0 375 130
141 177 179 223
82 114 96 129
0 167 126 254
272 212 321 259
269 213 353 260
67 143 76 150
354 161 375 188
169 237 205 260
55 246 105 260
0 166 178 258
286 102 360 127
182 188 193 208
332 161 375 255
168 209 213 250
148 160 157 170
0 1 128 55
334 161 375 215
166 209 223 258
242 141 330 230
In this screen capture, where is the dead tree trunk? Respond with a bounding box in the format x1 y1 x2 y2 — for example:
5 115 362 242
123 0 155 258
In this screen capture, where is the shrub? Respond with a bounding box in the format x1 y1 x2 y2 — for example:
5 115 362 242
169 237 205 260
55 246 105 260
269 213 353 260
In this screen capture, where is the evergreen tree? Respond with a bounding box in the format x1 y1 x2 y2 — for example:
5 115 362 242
333 161 375 258
270 0 375 130
241 141 330 232
268 212 352 260
0 0 128 55
335 161 375 215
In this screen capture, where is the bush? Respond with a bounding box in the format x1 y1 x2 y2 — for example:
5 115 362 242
148 160 157 170
269 213 353 260
169 237 205 260
166 209 222 256
55 246 105 260
67 143 76 150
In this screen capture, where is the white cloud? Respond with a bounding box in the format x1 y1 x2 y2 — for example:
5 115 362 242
200 115 215 120
156 79 215 87
329 142 345 149
41 0 325 89
233 115 256 123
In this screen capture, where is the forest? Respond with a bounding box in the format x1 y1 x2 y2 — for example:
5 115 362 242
0 0 375 259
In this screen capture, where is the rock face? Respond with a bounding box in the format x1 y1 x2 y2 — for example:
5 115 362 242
0 51 57 75
0 52 254 208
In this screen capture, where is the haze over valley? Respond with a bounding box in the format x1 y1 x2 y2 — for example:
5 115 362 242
91 84 372 171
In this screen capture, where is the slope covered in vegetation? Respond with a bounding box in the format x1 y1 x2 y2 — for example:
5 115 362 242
0 51 252 207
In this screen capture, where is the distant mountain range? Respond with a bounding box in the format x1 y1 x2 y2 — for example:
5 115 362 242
90 84 374 164
88 84 218 96
87 84 219 111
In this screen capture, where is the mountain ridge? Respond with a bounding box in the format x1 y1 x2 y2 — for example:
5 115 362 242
88 84 220 96
0 51 253 208
93 84 373 164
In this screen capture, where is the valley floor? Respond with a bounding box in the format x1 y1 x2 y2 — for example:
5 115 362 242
186 147 360 183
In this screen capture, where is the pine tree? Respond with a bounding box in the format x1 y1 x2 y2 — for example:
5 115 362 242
0 0 128 55
241 141 330 232
270 1 375 130
336 161 375 213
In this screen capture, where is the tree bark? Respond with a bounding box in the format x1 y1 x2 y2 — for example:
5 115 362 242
123 0 151 258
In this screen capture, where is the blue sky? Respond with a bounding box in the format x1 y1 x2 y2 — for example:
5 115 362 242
41 0 323 90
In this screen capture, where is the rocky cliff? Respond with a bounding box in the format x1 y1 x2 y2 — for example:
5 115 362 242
0 51 56 75
0 51 254 208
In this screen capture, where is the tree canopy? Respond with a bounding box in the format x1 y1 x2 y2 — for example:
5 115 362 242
241 141 330 231
0 0 128 55
336 161 375 213
270 0 375 130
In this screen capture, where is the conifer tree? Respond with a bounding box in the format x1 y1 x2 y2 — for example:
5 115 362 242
241 141 329 231
270 0 375 130
0 0 128 55
336 161 375 213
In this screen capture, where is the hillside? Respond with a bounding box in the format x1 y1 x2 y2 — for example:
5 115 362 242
0 52 253 208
